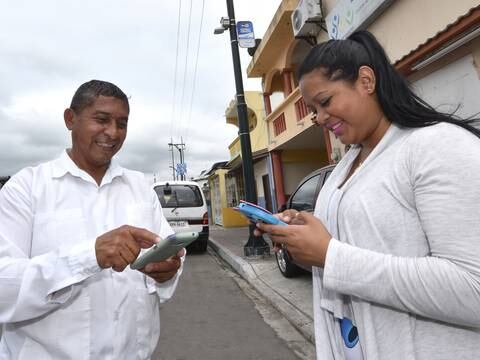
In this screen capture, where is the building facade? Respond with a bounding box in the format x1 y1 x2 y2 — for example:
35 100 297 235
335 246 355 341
247 0 480 209
206 91 271 227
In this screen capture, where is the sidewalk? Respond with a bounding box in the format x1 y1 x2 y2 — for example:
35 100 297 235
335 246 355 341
208 225 315 344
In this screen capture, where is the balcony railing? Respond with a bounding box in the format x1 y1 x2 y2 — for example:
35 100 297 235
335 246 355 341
265 87 313 150
273 113 286 136
294 97 309 122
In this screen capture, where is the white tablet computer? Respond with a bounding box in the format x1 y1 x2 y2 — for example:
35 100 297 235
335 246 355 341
130 232 198 270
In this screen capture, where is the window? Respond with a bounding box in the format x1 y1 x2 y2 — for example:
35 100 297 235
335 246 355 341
289 175 319 212
154 184 203 208
323 171 333 185
226 175 238 207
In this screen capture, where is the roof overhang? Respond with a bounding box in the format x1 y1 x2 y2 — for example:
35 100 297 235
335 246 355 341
226 149 269 172
247 0 297 78
395 5 480 76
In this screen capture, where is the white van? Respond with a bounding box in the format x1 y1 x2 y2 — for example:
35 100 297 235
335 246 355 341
153 180 209 252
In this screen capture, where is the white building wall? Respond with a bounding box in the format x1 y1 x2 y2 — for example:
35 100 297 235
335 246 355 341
283 161 323 196
412 54 480 118
254 159 268 197
254 158 269 208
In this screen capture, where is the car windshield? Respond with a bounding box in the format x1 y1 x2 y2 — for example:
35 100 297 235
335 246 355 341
154 184 204 208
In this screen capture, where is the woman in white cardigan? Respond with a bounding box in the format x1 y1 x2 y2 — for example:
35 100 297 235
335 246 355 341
256 30 480 359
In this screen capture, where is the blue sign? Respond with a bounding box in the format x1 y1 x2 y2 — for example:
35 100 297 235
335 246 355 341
176 163 187 176
236 21 255 48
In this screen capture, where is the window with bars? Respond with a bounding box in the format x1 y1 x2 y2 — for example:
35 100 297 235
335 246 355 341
273 113 286 136
295 97 310 122
226 175 237 208
226 173 246 207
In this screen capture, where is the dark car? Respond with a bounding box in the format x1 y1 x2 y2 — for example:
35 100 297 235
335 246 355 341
0 176 10 189
274 164 335 277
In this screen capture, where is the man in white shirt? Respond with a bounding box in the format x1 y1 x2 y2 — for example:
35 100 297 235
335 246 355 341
0 80 184 359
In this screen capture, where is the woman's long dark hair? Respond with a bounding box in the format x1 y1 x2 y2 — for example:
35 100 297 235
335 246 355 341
297 30 480 138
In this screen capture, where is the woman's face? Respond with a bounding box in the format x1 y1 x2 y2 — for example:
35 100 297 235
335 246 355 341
299 66 389 149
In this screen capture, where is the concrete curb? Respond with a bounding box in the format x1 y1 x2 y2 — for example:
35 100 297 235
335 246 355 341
208 237 315 344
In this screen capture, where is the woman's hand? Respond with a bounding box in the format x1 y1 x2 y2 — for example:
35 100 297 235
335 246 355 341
253 209 304 251
256 211 332 267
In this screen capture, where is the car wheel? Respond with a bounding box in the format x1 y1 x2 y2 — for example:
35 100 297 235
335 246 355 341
187 236 208 253
275 244 303 278
197 238 208 253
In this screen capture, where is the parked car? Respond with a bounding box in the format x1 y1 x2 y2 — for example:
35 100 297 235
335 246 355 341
153 180 209 252
274 164 335 277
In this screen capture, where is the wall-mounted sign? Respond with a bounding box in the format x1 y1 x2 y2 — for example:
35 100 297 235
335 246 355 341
237 21 255 48
326 0 395 40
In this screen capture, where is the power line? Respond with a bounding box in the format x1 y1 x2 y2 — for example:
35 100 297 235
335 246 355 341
170 0 183 140
184 0 206 144
177 0 194 140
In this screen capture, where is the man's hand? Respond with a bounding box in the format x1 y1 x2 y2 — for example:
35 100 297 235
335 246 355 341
139 249 185 283
95 225 159 272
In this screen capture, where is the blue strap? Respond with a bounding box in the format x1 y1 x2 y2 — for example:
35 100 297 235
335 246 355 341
340 318 359 348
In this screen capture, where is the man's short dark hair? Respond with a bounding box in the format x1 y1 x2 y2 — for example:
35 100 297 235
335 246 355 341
70 80 129 114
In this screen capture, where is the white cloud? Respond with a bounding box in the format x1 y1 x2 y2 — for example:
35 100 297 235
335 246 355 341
0 0 281 180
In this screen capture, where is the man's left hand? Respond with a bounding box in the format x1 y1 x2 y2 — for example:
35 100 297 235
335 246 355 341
138 249 185 283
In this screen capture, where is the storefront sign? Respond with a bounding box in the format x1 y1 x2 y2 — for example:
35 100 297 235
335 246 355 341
326 0 394 39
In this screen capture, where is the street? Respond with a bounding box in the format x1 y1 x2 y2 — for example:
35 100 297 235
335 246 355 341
153 249 315 360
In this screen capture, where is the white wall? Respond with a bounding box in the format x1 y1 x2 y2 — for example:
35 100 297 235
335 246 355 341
283 162 321 195
254 158 268 197
412 54 480 118
270 91 285 112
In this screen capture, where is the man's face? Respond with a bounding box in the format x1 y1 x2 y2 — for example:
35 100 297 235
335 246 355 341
65 95 129 172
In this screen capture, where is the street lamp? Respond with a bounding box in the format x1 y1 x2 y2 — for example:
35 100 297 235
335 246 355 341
215 0 270 257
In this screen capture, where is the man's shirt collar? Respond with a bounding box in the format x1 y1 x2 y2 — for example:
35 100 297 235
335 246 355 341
52 150 125 185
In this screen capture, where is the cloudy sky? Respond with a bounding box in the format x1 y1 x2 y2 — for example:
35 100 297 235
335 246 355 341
0 0 281 181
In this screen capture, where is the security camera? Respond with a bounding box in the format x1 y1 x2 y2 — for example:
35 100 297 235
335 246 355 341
219 17 230 27
213 16 230 35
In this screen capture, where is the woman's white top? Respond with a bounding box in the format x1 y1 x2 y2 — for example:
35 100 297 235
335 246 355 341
312 123 480 359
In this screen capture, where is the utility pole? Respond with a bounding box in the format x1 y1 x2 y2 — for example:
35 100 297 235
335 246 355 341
168 138 176 180
168 139 187 181
214 0 270 257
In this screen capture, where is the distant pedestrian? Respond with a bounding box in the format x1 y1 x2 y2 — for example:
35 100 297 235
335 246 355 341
256 30 480 359
0 80 184 359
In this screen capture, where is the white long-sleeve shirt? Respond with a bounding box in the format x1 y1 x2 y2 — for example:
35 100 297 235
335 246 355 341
0 151 182 360
313 123 480 359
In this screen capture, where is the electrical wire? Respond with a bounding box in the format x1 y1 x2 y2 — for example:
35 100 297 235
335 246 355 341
177 0 193 141
184 0 206 144
170 0 183 141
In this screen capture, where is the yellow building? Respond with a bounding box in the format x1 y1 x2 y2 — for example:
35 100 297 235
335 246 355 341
247 0 480 209
207 91 271 227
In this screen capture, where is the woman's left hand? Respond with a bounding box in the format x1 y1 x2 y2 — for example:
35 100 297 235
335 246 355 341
256 211 332 267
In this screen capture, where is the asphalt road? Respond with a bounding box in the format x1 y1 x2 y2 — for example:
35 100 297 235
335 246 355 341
153 250 310 360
